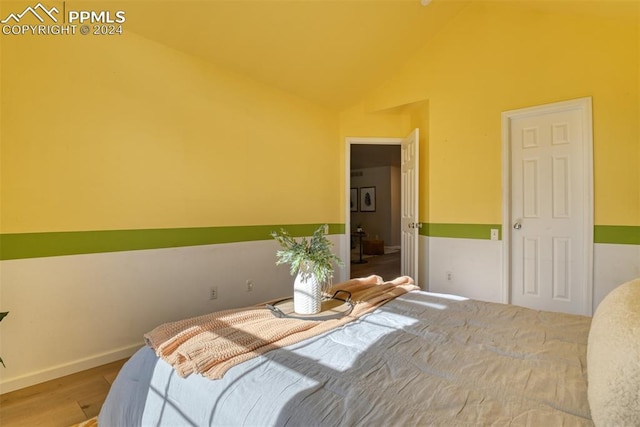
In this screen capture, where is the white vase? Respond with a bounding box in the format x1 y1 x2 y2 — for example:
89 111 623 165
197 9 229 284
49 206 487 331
293 263 321 314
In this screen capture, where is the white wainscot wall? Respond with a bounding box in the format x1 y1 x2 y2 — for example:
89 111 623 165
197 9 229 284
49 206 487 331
0 236 344 393
421 237 639 314
593 243 640 311
425 236 504 303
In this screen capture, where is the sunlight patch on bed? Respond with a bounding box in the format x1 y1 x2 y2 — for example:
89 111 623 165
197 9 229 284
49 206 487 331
410 300 449 310
423 292 469 301
306 310 420 372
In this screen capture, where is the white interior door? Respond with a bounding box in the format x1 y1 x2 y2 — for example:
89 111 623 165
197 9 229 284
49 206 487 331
401 129 419 283
503 98 593 315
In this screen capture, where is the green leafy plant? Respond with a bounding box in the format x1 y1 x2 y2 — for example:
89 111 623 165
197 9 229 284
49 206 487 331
271 225 344 286
0 311 8 368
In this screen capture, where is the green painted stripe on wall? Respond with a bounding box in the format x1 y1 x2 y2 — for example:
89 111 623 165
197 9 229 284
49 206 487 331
420 223 640 244
420 223 502 240
2 223 637 260
594 225 640 245
0 223 345 261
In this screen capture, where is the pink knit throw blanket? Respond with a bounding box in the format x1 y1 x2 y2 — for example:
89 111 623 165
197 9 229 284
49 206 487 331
144 275 418 380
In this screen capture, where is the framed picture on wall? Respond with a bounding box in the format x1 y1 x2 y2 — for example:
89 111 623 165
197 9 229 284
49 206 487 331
350 188 358 212
359 186 376 212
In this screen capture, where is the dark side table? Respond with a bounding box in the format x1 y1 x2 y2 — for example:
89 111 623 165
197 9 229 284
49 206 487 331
351 231 367 264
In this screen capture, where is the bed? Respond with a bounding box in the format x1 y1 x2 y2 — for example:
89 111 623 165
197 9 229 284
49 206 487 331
99 276 640 426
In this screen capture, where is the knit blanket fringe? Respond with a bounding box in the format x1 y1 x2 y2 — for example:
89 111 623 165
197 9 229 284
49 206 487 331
144 275 418 380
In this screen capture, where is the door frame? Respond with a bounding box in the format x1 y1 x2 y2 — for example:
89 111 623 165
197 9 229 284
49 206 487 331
500 97 594 314
344 137 402 280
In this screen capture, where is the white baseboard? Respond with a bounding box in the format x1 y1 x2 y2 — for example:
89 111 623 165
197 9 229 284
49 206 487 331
0 343 142 394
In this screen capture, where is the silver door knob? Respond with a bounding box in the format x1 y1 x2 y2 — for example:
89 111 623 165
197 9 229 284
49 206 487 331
513 222 522 230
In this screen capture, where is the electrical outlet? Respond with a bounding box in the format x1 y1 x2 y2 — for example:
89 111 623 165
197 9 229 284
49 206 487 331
246 280 253 292
446 271 453 282
490 229 499 241
210 286 218 300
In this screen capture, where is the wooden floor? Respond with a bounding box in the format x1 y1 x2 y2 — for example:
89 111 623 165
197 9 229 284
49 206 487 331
0 358 127 427
350 249 401 280
0 251 399 427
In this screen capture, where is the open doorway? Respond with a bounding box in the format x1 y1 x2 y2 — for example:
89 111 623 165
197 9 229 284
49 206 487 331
345 130 419 282
348 143 402 279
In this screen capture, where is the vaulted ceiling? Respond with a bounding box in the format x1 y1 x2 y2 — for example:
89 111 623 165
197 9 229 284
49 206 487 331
120 0 635 111
120 0 469 109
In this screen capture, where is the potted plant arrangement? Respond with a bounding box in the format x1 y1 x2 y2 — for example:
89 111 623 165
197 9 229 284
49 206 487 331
271 225 344 314
0 311 8 367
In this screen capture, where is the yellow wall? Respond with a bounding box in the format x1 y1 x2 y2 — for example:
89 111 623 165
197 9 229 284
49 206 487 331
2 1 639 235
1 30 340 234
345 1 640 226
